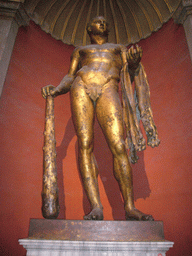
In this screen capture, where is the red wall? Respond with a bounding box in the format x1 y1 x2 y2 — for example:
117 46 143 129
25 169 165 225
0 19 192 255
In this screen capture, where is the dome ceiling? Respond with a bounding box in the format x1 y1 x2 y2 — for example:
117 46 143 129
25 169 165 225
24 0 181 46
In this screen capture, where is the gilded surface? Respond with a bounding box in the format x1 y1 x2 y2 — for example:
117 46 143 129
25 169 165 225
42 17 160 221
42 95 59 219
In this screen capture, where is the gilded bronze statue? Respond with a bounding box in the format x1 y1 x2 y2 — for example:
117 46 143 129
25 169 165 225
42 16 160 221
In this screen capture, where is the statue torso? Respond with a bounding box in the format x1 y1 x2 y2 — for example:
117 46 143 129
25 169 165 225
76 43 124 86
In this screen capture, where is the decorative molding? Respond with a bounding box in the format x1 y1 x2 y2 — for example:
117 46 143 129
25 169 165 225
19 239 174 256
19 220 174 256
23 0 181 46
0 0 29 97
173 0 192 62
173 0 192 24
0 1 29 26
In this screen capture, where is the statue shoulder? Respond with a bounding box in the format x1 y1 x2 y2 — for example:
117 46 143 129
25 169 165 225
119 44 128 53
71 47 81 60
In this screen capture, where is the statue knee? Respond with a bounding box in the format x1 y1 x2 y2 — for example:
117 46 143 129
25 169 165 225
112 140 126 156
78 138 93 153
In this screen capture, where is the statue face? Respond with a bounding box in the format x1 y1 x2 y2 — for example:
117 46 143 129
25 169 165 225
89 16 108 36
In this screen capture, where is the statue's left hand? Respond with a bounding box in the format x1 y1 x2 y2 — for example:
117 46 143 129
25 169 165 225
127 45 142 71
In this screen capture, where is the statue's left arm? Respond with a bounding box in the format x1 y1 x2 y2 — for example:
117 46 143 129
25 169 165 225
120 45 146 154
127 45 142 82
127 46 160 148
133 63 160 147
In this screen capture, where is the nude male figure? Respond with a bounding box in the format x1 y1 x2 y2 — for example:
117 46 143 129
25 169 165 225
42 16 156 221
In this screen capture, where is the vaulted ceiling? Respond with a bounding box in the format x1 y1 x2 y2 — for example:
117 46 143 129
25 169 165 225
24 0 181 46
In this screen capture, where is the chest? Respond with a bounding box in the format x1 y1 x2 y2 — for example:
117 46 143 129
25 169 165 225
79 44 120 57
79 44 122 66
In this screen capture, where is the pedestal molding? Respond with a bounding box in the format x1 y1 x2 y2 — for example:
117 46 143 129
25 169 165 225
19 239 174 256
19 219 174 256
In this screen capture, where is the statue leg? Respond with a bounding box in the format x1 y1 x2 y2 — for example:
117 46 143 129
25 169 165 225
70 80 103 220
96 84 153 221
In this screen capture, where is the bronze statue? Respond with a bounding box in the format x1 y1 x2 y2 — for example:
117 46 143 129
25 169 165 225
42 16 160 221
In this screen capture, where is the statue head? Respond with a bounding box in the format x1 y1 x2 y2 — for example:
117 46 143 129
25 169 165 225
87 16 109 37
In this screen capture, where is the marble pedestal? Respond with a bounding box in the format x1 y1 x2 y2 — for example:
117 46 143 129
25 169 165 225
19 219 174 256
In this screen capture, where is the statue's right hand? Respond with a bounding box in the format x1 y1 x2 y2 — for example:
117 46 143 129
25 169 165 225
41 85 56 99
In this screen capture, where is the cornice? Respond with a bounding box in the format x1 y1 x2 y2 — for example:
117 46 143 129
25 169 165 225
0 0 29 26
173 0 192 24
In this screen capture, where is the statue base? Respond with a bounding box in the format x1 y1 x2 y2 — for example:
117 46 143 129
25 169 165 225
19 219 174 255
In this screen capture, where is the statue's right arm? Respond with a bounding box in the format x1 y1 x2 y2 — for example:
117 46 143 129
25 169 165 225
42 48 80 98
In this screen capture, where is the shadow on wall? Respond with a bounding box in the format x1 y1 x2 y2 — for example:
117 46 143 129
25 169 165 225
56 116 151 220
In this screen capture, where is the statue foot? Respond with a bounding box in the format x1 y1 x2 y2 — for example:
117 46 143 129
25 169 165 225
84 207 103 220
125 208 154 221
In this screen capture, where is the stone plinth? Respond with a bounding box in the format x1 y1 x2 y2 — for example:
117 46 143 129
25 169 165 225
19 219 174 256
